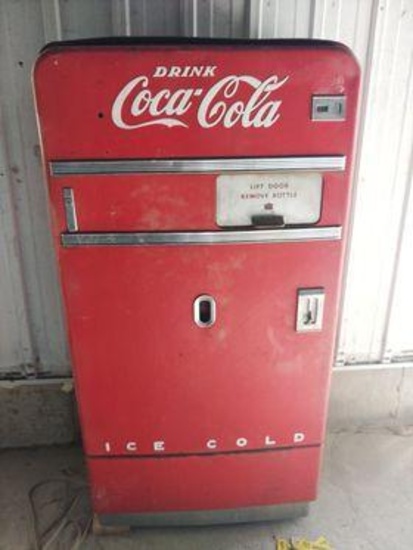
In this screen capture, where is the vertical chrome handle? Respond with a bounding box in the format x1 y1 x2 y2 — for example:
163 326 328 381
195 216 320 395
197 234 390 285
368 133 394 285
63 188 78 232
193 295 216 328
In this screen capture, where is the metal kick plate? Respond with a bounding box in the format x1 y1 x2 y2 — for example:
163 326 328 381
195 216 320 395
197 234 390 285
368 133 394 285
296 289 325 332
216 172 322 227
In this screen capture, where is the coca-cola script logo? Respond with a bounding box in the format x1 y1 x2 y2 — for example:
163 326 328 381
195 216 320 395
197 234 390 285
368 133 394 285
111 69 289 130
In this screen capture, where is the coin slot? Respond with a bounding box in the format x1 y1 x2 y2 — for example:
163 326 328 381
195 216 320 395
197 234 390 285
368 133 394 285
199 300 211 324
194 295 216 328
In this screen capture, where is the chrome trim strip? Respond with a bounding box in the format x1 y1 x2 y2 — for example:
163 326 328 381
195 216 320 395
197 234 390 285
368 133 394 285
98 503 309 527
62 188 78 232
51 156 346 175
61 226 342 247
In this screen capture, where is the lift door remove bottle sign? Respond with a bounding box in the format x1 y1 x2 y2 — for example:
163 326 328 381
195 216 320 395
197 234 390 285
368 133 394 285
34 39 360 526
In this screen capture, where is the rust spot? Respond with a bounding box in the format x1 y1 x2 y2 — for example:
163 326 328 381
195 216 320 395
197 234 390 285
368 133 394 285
10 165 19 174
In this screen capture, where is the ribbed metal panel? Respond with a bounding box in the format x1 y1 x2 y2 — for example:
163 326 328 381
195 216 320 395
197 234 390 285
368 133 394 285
0 0 412 375
0 0 70 376
330 0 413 365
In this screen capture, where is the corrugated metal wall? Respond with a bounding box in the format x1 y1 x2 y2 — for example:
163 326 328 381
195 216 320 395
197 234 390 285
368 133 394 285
1 0 412 377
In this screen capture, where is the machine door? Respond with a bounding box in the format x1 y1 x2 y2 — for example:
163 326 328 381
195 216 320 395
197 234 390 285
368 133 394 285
61 236 340 457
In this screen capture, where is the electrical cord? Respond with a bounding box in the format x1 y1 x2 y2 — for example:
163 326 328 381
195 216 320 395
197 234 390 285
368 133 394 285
28 478 91 549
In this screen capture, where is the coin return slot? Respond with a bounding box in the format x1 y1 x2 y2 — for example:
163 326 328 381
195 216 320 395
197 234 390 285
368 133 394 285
296 289 325 332
311 96 346 121
194 295 216 328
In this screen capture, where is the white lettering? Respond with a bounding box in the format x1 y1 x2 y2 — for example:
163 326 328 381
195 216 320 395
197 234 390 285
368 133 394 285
203 66 216 77
153 65 217 78
198 75 287 129
112 76 190 129
149 89 171 116
164 89 193 116
104 430 304 454
130 78 151 116
192 66 204 77
112 73 288 130
265 435 276 446
153 66 168 78
169 66 181 78
153 441 165 452
294 432 305 443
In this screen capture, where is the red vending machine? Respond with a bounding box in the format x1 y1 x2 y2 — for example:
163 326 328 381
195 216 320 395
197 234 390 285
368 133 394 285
34 39 360 526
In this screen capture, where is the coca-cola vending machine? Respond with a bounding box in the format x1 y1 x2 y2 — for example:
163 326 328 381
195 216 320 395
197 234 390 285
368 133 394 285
34 39 359 526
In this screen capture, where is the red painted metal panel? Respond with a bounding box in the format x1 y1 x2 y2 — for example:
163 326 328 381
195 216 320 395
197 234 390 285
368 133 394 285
34 41 359 160
34 39 360 519
61 241 340 456
47 171 347 232
89 447 320 514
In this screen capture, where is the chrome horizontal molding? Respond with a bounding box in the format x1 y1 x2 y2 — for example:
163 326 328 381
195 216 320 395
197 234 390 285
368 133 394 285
99 503 309 527
51 156 346 176
61 226 342 247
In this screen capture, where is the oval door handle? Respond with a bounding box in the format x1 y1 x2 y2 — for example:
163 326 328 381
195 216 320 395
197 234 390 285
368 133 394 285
193 295 216 328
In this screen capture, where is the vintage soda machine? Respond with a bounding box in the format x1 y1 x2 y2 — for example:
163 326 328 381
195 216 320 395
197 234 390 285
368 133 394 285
34 38 360 526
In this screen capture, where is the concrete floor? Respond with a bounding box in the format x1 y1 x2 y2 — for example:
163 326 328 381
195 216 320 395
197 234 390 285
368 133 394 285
1 431 413 549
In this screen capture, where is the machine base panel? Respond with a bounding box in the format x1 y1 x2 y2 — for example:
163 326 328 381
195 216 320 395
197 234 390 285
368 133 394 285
98 502 310 527
88 446 320 524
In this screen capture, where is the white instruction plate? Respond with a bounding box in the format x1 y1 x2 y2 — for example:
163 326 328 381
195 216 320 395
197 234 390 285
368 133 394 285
216 172 322 227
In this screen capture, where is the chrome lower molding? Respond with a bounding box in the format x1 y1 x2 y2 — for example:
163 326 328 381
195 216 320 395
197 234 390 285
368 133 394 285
99 502 310 527
61 226 342 247
51 156 346 176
